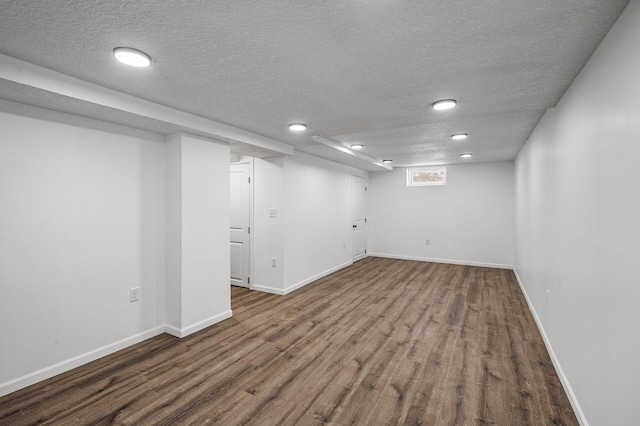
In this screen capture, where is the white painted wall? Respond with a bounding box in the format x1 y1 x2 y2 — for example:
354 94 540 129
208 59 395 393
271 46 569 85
514 2 640 425
0 101 166 395
165 134 231 336
0 104 233 396
283 152 366 293
369 162 514 268
165 137 182 329
181 135 231 327
252 157 285 293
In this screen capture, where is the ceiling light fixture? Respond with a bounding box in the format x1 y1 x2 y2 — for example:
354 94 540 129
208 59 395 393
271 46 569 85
113 47 152 68
451 133 468 140
288 123 307 131
432 99 457 110
460 153 473 158
382 159 392 164
351 144 364 150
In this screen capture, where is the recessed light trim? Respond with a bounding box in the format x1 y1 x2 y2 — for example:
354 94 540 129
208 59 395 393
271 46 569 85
432 99 457 110
451 133 468 141
460 153 473 158
113 47 151 68
351 144 364 150
288 123 307 131
382 159 392 164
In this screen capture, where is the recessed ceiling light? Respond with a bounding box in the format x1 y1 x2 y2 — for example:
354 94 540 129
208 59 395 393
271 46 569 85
460 153 473 158
288 123 307 131
451 133 468 141
113 47 151 68
382 159 392 164
351 144 364 150
432 99 457 110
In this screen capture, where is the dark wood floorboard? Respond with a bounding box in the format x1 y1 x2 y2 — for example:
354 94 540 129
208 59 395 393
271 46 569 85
0 257 578 425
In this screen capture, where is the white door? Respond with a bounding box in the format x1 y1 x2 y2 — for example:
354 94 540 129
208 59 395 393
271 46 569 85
352 175 367 262
230 162 251 288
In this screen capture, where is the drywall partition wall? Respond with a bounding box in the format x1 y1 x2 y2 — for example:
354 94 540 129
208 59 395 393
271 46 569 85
368 161 514 268
283 151 366 293
0 101 166 397
165 133 232 337
514 2 640 424
252 156 285 293
165 137 182 329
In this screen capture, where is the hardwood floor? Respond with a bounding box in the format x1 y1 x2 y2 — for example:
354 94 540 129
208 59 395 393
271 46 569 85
0 257 578 425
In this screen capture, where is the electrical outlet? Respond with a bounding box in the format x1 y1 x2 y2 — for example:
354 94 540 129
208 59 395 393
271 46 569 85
269 208 277 218
130 287 140 302
272 257 277 267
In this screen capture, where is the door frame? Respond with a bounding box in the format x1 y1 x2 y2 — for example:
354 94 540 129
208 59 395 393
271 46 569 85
351 172 368 262
230 158 254 289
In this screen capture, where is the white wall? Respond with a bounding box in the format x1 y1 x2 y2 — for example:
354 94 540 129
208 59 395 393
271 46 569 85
252 156 285 292
0 101 166 395
0 104 233 396
165 137 182 328
165 134 231 336
514 2 640 425
369 162 514 268
237 152 365 295
283 152 365 293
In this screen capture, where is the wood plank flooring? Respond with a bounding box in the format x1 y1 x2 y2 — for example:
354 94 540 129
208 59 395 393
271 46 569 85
0 257 578 425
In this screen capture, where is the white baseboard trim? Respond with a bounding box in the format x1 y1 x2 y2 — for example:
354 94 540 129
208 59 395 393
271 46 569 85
252 260 354 296
164 310 233 338
513 268 588 426
252 284 286 295
368 253 513 270
0 326 165 398
1 309 235 397
283 260 353 295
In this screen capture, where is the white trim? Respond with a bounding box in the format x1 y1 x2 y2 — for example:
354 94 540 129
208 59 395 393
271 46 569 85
283 261 353 295
513 268 588 426
252 284 286 295
1 310 234 397
249 159 255 291
368 253 513 270
252 260 354 296
164 310 233 338
0 326 165 398
229 158 254 290
352 173 368 263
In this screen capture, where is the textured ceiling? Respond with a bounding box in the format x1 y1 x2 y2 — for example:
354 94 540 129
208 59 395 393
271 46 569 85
0 0 630 169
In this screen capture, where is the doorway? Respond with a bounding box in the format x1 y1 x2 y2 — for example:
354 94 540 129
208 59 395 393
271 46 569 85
352 174 367 262
230 160 252 288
